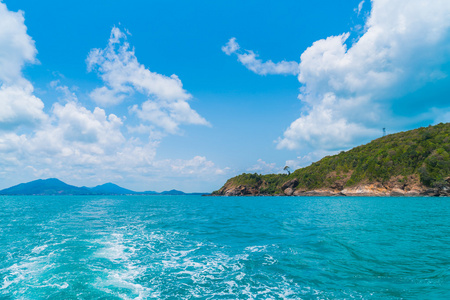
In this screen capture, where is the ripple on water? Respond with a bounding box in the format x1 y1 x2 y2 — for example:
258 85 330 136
0 195 449 299
85 227 353 299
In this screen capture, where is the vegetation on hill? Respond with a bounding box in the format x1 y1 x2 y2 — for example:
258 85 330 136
213 123 450 195
0 178 93 195
0 178 202 195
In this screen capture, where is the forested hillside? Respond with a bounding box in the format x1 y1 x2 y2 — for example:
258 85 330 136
213 123 450 196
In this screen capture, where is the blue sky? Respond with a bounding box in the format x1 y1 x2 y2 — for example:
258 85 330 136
1 0 450 192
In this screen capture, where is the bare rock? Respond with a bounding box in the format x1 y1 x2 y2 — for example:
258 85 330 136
421 188 440 197
293 189 307 196
390 188 405 196
284 187 294 196
224 185 259 196
281 179 299 190
405 189 421 196
341 184 389 196
296 188 339 196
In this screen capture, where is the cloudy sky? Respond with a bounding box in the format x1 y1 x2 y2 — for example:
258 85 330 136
1 0 449 192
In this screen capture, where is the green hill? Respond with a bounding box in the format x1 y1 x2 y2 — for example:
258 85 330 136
89 183 138 195
213 123 450 196
0 179 205 195
0 178 94 195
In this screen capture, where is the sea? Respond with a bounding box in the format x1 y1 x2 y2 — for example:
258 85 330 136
0 195 448 299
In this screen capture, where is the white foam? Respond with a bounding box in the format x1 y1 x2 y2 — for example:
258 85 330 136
1 258 46 292
263 254 278 265
31 245 48 254
92 232 153 299
245 245 268 252
236 272 246 281
95 233 136 262
89 229 313 299
35 282 69 289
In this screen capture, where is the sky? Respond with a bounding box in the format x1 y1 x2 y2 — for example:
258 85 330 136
0 0 450 192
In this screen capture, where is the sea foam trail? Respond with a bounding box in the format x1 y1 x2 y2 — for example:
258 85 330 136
91 232 153 299
87 227 335 299
0 195 449 299
0 241 69 298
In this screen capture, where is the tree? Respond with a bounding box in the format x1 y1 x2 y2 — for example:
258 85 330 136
283 166 291 175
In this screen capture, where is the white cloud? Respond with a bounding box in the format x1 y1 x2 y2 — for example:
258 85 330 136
87 26 209 134
277 93 379 150
154 156 226 176
88 86 126 106
285 149 338 171
0 6 224 192
356 1 365 16
130 97 210 135
0 84 47 130
87 27 189 104
0 2 46 130
52 102 124 148
222 37 240 55
222 38 299 75
0 2 36 85
0 83 155 183
0 83 223 191
24 99 126 167
247 158 278 174
278 0 450 150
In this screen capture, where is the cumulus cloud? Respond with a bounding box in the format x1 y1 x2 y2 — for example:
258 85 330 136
0 2 36 85
0 6 224 191
247 159 278 174
278 0 450 150
154 156 226 176
0 2 46 130
87 27 209 134
20 82 127 166
129 98 208 135
52 102 124 149
0 90 221 187
222 38 299 75
0 84 47 130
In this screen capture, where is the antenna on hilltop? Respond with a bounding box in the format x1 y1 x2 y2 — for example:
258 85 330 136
383 128 386 137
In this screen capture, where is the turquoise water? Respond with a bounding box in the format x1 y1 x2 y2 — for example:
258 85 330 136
0 196 449 299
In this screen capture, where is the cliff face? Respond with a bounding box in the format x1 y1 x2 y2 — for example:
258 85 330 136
214 174 450 196
213 123 450 197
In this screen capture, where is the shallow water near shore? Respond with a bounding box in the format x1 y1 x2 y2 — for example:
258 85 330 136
0 195 449 299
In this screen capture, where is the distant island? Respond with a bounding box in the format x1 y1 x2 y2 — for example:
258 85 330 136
213 123 450 197
0 178 207 196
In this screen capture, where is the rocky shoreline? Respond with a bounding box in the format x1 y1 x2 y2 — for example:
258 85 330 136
213 124 450 197
213 177 450 197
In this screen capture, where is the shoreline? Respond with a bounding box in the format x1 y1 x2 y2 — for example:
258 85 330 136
212 183 450 197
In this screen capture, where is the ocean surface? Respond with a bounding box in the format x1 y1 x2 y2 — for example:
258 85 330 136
0 196 449 299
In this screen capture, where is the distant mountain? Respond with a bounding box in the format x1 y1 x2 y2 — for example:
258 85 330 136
89 183 138 195
159 190 208 196
140 190 159 195
0 178 93 195
160 189 186 195
0 178 207 195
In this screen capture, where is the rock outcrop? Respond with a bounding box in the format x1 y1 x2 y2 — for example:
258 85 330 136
212 123 450 197
281 179 298 195
212 174 450 197
214 186 263 196
221 185 260 196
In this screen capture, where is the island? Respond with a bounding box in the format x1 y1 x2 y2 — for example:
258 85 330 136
213 123 450 196
0 178 207 196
